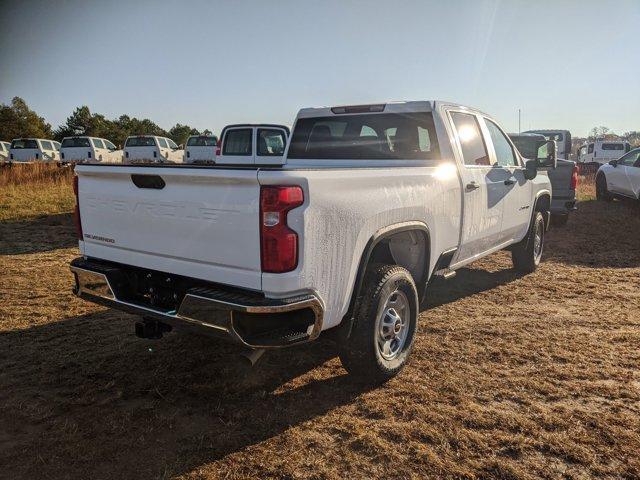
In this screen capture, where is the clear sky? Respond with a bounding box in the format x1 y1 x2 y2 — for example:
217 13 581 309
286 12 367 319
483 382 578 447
1 0 638 137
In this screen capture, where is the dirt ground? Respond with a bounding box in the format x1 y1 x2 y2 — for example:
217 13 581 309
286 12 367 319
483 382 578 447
1 182 639 479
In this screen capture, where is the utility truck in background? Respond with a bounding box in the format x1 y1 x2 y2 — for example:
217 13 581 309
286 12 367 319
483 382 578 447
509 132 577 225
577 140 631 165
70 101 553 382
525 130 572 160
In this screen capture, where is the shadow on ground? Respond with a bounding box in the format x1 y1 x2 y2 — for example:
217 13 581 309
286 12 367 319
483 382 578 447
0 212 75 254
0 310 374 479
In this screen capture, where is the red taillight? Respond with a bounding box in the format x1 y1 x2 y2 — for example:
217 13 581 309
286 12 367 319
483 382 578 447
260 186 304 273
215 139 221 156
73 175 83 240
570 164 579 190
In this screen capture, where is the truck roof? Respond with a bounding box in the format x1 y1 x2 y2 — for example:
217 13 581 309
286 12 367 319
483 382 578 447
295 100 490 119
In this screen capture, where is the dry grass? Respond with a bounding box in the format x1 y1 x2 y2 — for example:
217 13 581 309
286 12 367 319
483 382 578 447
0 163 74 222
0 170 639 479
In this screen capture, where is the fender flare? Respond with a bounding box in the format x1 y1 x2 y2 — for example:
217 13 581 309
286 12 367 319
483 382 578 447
533 189 552 229
339 221 431 337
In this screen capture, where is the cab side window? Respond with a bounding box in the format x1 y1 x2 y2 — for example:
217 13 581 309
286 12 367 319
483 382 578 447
158 138 168 148
92 138 105 149
450 112 490 166
588 144 594 154
485 119 518 167
41 140 53 150
620 150 640 166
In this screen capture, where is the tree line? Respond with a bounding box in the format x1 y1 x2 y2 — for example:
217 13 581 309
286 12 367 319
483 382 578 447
0 96 638 151
0 97 211 148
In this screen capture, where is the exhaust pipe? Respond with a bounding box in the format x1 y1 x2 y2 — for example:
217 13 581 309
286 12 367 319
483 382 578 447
238 348 266 367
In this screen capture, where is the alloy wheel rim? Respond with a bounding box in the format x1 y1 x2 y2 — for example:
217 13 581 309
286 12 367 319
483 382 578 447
376 290 410 361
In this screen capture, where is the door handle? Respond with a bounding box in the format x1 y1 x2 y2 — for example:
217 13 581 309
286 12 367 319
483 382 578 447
465 181 480 192
504 178 516 185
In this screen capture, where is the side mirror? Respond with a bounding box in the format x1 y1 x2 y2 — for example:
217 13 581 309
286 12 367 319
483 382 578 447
524 159 538 180
537 140 557 169
609 159 618 167
178 144 184 150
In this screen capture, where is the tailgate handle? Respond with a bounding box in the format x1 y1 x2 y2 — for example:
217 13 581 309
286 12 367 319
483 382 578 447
131 174 165 189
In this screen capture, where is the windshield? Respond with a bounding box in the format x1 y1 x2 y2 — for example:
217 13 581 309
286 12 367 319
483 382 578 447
11 139 38 149
61 137 91 148
187 136 218 146
126 137 156 147
288 112 439 160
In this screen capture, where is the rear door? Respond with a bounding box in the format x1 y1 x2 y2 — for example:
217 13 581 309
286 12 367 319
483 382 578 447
481 117 532 243
217 127 254 165
76 165 263 290
256 127 288 165
448 110 506 263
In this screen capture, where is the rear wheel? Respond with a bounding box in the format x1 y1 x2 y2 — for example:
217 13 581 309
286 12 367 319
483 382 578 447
512 211 545 273
596 173 613 202
339 265 418 383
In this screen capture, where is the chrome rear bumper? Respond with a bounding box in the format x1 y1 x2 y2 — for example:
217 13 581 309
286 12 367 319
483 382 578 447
70 258 323 348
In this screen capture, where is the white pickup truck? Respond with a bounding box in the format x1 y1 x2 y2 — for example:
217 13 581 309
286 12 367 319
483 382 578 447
70 101 552 382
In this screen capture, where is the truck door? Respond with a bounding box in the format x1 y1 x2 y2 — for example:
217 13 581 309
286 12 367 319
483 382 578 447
216 127 254 165
256 127 288 165
481 118 532 243
448 110 506 262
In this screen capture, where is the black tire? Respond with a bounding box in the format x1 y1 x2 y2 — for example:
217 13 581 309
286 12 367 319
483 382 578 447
338 264 418 383
596 173 613 202
511 211 545 273
551 213 569 226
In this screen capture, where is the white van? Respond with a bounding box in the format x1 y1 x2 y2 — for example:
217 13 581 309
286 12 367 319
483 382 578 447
577 140 631 165
9 138 60 162
184 135 218 163
124 135 184 163
60 136 122 163
0 141 11 161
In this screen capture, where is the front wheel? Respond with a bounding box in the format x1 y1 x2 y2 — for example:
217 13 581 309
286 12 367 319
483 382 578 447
511 211 545 273
338 264 418 383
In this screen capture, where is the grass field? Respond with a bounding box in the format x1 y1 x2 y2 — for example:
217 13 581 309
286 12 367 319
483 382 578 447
1 166 639 479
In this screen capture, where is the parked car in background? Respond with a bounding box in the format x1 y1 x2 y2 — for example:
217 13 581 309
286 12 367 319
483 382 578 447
60 136 122 163
216 124 289 165
577 140 631 165
525 129 572 160
510 132 577 225
596 147 640 202
123 135 184 163
9 138 60 162
70 100 552 383
184 134 218 164
0 141 11 161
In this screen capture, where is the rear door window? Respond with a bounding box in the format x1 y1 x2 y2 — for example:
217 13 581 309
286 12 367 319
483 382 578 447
257 129 286 156
450 112 490 166
223 129 253 155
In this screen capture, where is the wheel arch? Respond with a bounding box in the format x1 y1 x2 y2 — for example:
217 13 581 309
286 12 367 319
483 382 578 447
534 190 552 230
340 221 431 336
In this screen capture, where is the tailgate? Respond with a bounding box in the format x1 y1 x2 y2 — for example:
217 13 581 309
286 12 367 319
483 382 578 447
76 165 262 290
548 159 575 197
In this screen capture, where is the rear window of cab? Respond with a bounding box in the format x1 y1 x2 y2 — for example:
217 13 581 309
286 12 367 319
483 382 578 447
61 137 91 148
126 137 156 147
287 112 439 160
11 139 38 149
187 136 218 147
